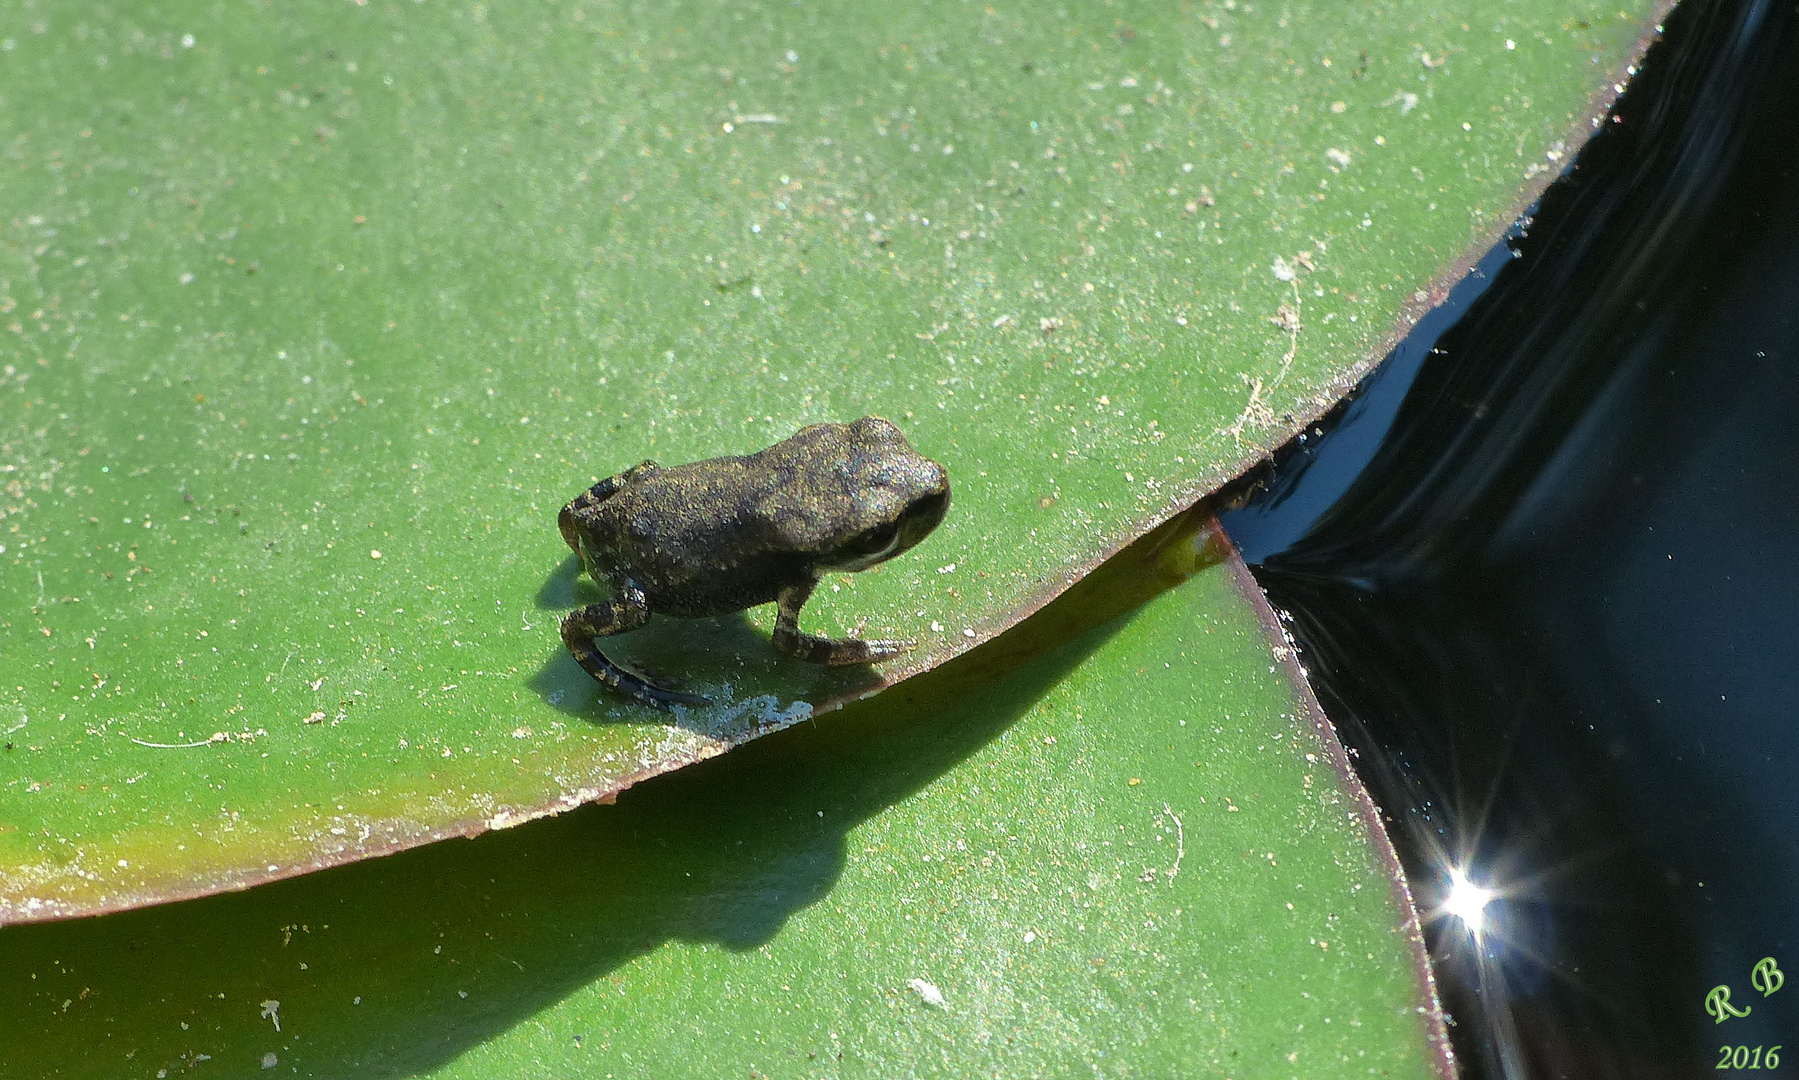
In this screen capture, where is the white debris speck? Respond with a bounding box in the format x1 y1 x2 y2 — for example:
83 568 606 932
936 563 956 574
930 620 944 632
1023 930 1037 943
1505 39 1516 50
369 549 382 559
1399 92 1419 114
179 272 195 285
181 34 196 49
259 1000 281 1032
1325 147 1352 168
1271 257 1296 282
261 1053 278 1069
962 628 976 638
907 978 946 1007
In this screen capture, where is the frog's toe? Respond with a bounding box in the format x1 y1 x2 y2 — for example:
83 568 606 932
855 638 913 663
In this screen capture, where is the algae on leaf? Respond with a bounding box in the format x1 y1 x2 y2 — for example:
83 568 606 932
0 0 1661 916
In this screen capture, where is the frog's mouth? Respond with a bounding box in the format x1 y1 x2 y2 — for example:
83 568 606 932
819 521 908 572
825 545 904 573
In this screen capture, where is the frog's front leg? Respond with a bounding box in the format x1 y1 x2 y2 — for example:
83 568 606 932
771 579 911 666
561 583 709 710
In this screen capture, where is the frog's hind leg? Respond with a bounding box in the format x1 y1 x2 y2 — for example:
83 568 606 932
771 579 911 666
561 588 708 711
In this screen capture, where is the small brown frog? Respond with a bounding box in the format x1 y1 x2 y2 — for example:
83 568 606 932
558 417 951 710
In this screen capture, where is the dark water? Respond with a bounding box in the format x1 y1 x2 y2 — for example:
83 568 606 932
1221 1 1799 1076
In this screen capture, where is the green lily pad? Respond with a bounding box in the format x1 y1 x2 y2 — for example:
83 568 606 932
0 0 1659 917
0 522 1451 1077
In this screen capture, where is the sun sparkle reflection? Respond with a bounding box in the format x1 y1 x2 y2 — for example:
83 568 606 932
1444 867 1497 936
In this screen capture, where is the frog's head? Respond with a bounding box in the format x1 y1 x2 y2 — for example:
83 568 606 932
806 416 950 573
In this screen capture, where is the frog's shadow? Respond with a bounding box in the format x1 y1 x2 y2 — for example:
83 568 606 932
529 555 884 725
